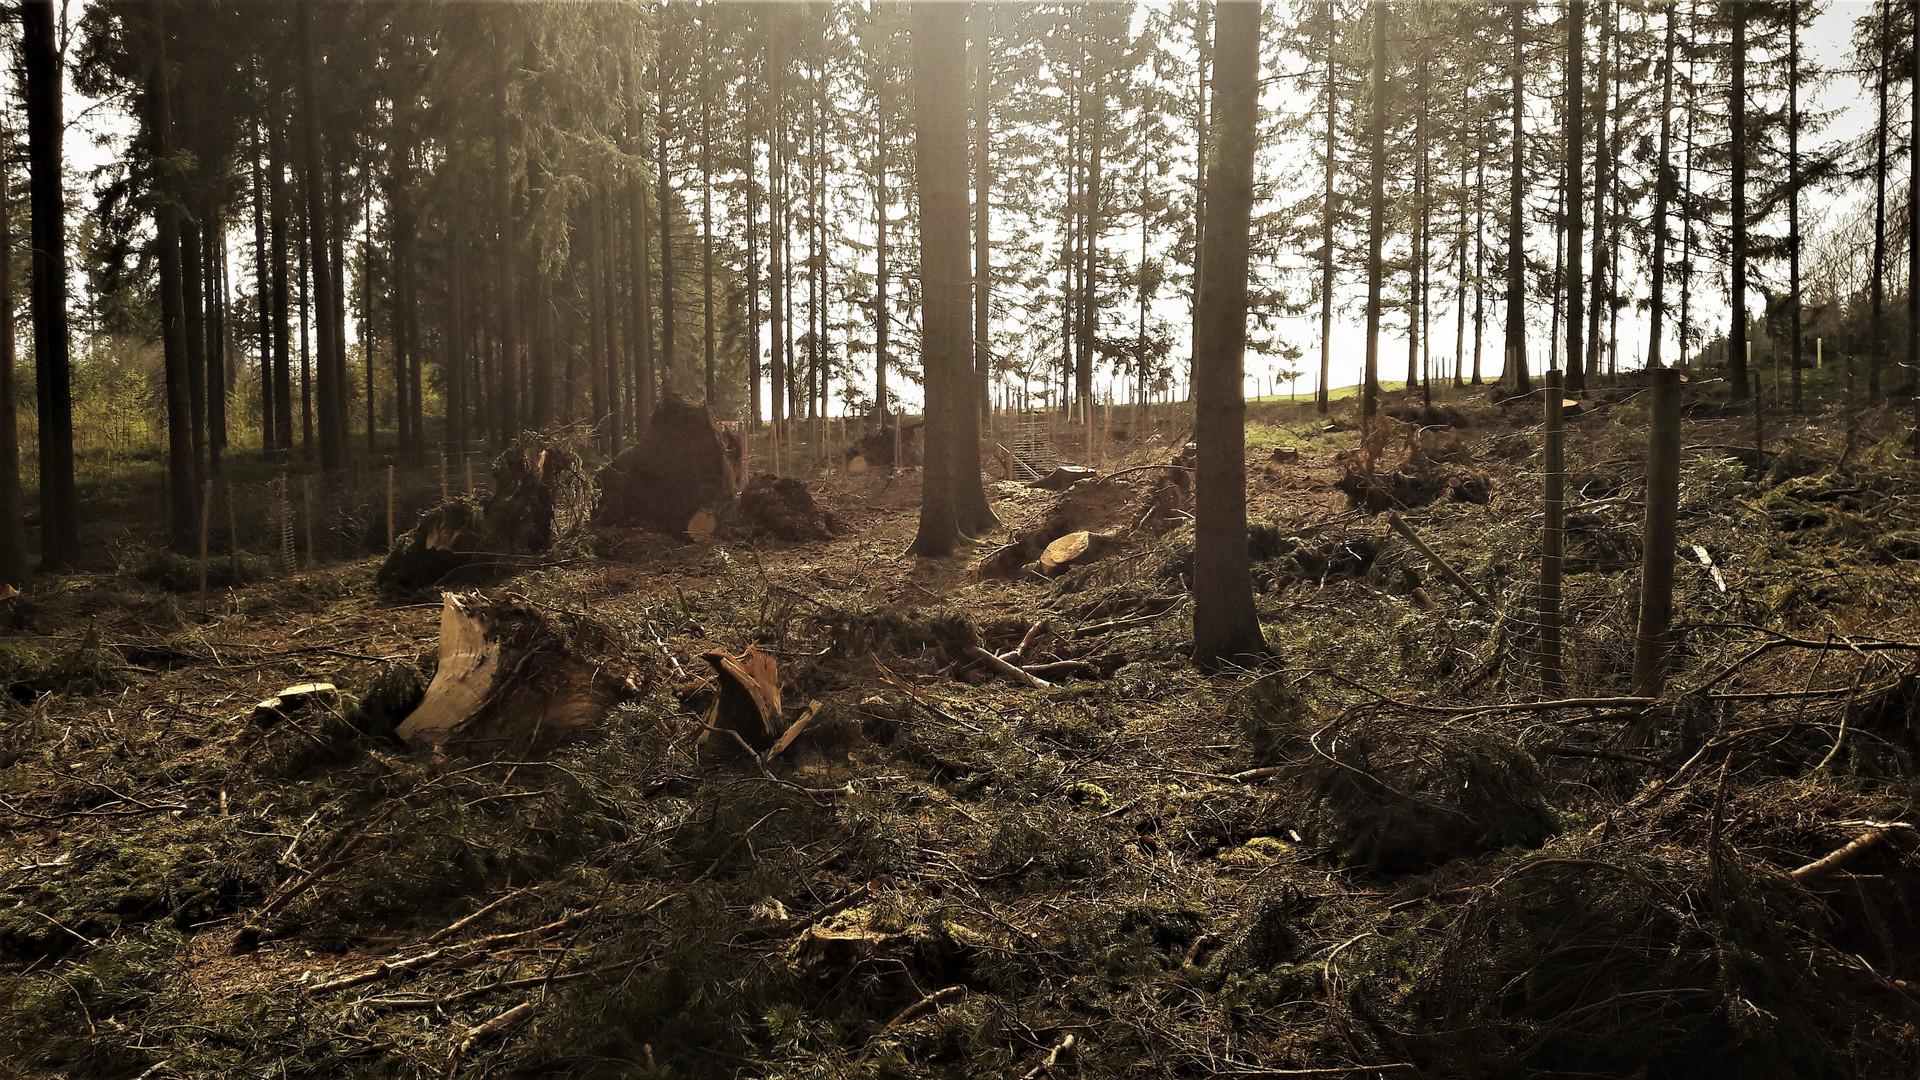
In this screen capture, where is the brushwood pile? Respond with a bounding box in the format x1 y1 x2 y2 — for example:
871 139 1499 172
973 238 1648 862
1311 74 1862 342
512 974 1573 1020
5 379 1920 1079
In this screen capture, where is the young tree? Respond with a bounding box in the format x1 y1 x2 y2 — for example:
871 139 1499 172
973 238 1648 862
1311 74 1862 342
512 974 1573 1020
1191 0 1269 667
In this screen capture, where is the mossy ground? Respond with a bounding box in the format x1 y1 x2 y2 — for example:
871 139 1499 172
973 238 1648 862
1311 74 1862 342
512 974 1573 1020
4 380 1920 1078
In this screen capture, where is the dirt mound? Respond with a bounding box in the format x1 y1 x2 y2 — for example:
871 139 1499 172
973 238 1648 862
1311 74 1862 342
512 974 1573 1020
597 394 741 536
732 473 840 541
1335 418 1490 512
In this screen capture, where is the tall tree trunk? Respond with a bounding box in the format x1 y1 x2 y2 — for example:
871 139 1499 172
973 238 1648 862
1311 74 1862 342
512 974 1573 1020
1786 0 1799 407
253 120 275 451
0 118 28 587
702 59 716 408
1679 0 1697 367
973 2 991 424
1585 0 1609 384
627 52 655 430
1192 0 1269 667
183 219 209 475
872 7 890 419
1872 0 1889 399
1454 153 1468 388
148 1 198 552
24 0 77 566
1408 41 1426 398
908 0 970 555
1907 0 1919 401
496 69 519 442
746 32 762 428
269 114 293 453
1648 1 1675 369
658 43 676 398
768 23 786 431
205 220 227 471
1505 0 1530 394
1190 0 1211 372
1361 0 1387 419
1317 0 1336 413
299 198 312 457
1729 0 1750 401
1473 147 1485 384
297 6 345 471
1566 0 1585 390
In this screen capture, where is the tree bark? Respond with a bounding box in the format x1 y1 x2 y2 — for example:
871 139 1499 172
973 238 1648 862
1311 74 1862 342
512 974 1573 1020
1565 0 1584 390
297 6 345 471
1505 0 1530 394
1872 0 1889 399
973 2 992 425
1317 0 1336 413
23 0 77 566
908 1 994 556
147 0 198 552
1729 0 1749 401
0 118 28 587
1192 0 1269 668
1361 0 1387 419
1647 1 1675 370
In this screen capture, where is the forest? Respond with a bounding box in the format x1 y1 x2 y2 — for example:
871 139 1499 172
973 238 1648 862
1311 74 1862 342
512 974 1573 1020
4 0 1920 1077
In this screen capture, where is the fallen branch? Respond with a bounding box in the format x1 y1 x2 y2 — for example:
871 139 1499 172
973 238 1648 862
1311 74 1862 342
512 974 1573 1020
1386 511 1489 607
966 645 1052 689
997 619 1052 664
445 999 536 1077
1793 825 1907 884
1072 598 1188 638
855 985 965 1064
1017 1033 1078 1080
1019 660 1099 679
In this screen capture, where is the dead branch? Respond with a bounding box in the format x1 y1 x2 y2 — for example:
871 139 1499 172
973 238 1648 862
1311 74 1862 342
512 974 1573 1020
1386 511 1490 607
444 999 536 1078
855 985 966 1063
967 646 1052 689
1017 1033 1078 1080
1793 825 1906 884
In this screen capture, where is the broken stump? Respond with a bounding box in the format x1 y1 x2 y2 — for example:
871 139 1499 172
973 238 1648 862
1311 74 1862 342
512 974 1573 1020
395 594 640 757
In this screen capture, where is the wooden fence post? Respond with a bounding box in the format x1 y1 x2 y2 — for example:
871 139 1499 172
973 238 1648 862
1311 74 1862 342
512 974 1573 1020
1633 366 1683 699
1540 369 1565 694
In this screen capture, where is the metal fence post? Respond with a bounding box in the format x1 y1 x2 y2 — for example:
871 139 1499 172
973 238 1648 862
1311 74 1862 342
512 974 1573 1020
1633 366 1683 699
1540 369 1565 694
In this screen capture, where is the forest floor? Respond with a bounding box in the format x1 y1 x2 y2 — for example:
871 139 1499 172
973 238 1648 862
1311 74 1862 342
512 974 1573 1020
5 375 1920 1079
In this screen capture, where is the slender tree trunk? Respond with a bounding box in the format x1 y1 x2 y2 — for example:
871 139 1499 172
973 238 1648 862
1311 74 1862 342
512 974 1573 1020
253 121 274 451
1190 0 1211 370
1729 0 1749 401
1785 0 1799 407
1908 0 1919 402
1585 0 1609 384
1872 0 1889 399
1361 0 1387 419
496 69 519 441
873 11 890 419
627 53 655 429
1192 0 1269 667
658 43 676 398
1506 0 1530 394
148 1 198 552
204 220 227 471
746 33 762 428
1566 0 1584 390
1317 0 1336 413
183 218 209 476
768 23 786 432
702 62 716 407
1454 154 1468 388
297 7 345 472
0 119 28 587
1679 0 1697 367
1473 147 1485 384
269 114 292 453
24 0 77 565
973 2 991 424
1648 1 1675 369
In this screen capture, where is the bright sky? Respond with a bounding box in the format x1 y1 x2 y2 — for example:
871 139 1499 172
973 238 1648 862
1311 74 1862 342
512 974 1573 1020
48 0 1889 414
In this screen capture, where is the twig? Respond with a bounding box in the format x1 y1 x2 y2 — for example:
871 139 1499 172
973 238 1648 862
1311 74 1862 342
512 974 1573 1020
855 985 965 1063
997 619 1052 663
